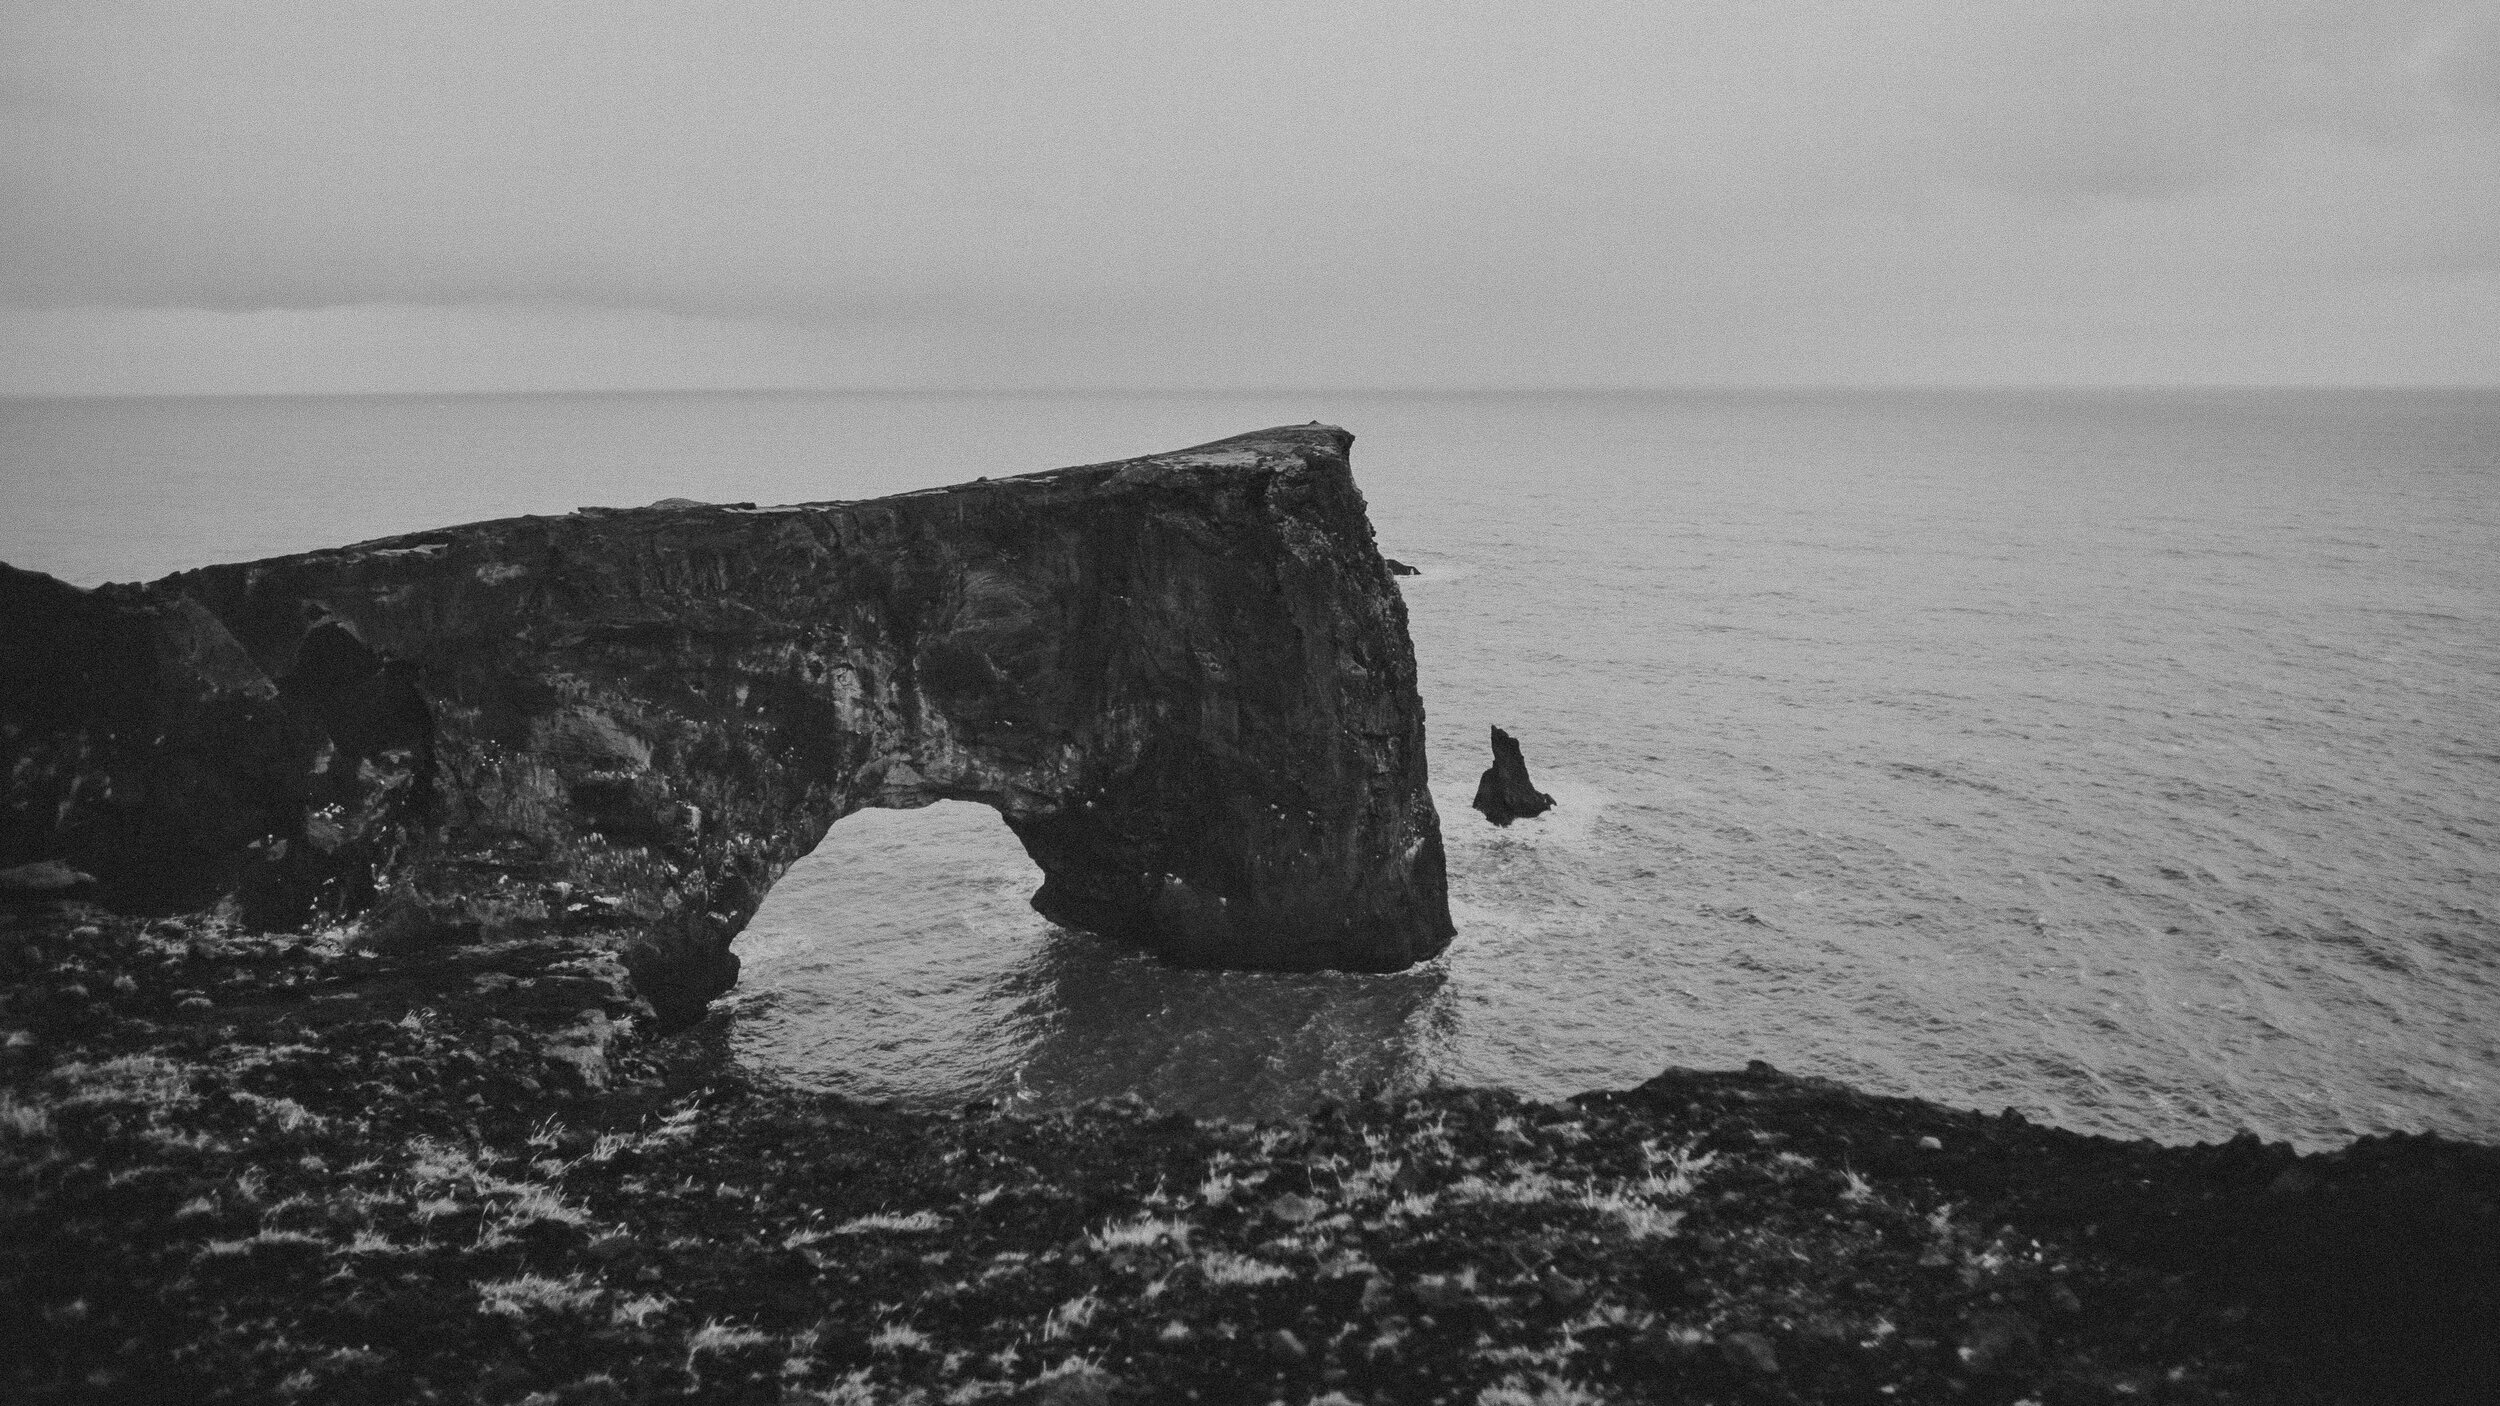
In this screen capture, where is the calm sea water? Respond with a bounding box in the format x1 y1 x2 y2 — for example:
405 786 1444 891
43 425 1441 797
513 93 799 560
6 389 2496 1148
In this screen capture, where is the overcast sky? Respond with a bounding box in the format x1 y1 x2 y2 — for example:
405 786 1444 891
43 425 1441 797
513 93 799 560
3 1 2495 394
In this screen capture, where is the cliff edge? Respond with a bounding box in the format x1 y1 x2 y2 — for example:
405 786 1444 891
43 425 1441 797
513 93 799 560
0 424 1454 1026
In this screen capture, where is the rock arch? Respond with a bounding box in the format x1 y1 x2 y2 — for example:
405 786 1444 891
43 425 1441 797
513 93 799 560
2 425 1453 1026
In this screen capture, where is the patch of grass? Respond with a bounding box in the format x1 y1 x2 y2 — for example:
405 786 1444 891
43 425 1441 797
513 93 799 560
609 1293 674 1328
1087 1213 1191 1252
1576 1183 1685 1238
197 1228 329 1258
1476 1374 1612 1405
1039 1293 1099 1340
684 1318 771 1382
476 1272 601 1317
868 1321 932 1353
834 1209 947 1234
1445 1169 1568 1204
232 1091 325 1132
0 1090 52 1138
1197 1251 1293 1287
50 1053 197 1109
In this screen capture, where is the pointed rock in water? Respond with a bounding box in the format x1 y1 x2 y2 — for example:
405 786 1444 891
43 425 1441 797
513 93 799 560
0 425 1454 1028
1472 725 1555 826
1382 557 1420 576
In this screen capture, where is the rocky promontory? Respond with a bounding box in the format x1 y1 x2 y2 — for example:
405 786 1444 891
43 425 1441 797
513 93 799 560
1 425 1453 1029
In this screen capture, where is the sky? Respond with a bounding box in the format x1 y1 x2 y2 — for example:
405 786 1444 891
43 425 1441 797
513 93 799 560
2 1 2496 395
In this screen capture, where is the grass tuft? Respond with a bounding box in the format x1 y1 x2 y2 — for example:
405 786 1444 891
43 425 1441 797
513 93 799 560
834 1209 948 1234
475 1272 600 1317
1197 1251 1293 1287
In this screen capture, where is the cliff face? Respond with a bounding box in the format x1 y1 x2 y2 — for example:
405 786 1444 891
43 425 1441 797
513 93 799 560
0 424 1453 1025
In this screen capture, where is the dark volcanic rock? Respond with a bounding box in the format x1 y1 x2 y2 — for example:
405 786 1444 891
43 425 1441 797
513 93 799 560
1382 557 1419 576
11 928 2495 1406
1 424 1454 1026
1471 724 1555 825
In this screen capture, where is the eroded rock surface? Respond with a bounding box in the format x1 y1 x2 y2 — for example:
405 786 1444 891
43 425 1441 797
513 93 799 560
1 424 1452 1025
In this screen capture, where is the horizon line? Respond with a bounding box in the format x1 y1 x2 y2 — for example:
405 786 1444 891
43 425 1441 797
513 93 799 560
7 381 2499 406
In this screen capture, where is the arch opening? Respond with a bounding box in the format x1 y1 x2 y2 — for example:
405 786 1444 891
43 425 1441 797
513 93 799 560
728 800 1454 1121
733 800 1053 1106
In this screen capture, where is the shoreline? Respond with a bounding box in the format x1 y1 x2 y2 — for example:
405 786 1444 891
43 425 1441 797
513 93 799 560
6 902 2495 1404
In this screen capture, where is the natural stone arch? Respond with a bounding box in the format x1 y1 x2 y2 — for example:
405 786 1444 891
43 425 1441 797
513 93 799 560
2 425 1453 1027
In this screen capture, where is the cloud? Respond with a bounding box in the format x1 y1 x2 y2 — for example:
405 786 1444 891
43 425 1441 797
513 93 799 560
1 1 2493 389
1933 1 2497 205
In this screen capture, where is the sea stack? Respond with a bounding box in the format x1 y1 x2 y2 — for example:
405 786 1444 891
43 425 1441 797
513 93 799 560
0 424 1455 1027
1472 725 1556 826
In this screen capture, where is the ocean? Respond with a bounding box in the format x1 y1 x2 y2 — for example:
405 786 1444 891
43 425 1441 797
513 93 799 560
5 388 2495 1149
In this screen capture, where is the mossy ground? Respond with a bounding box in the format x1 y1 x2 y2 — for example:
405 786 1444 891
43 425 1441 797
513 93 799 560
4 905 2494 1405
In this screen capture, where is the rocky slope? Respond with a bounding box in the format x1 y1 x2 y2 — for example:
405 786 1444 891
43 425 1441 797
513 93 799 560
3 903 2493 1405
1 425 1452 1028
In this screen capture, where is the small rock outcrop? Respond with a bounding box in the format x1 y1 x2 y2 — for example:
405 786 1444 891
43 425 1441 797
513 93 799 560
1471 725 1556 826
1 425 1454 1026
0 859 95 905
1382 558 1419 576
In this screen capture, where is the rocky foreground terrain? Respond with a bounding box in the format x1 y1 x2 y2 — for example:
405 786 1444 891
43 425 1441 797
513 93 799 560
5 903 2495 1406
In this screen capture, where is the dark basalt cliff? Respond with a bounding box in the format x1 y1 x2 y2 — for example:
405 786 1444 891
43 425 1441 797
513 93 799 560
0 424 1453 1026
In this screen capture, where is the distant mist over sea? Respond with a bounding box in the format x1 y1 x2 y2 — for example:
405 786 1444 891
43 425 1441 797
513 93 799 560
9 387 2496 1148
